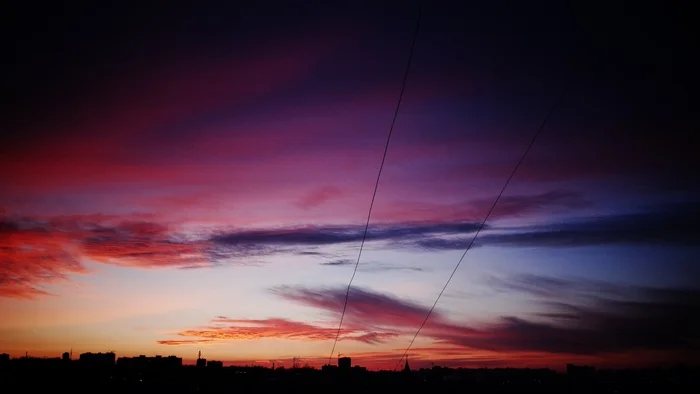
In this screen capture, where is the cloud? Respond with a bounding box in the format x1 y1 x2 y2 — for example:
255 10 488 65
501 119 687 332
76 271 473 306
0 215 215 298
80 221 212 269
210 221 481 248
162 317 397 345
157 287 429 349
360 263 424 273
158 279 699 367
475 190 590 219
270 286 437 329
320 259 424 273
373 190 589 224
273 282 699 356
476 202 700 248
443 274 700 355
0 213 480 298
486 273 624 299
320 259 354 266
410 201 700 251
156 339 215 346
296 186 344 209
0 217 87 299
296 251 326 256
0 188 606 298
6 199 692 299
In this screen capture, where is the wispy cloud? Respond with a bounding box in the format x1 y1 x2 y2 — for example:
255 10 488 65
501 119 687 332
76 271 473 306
475 202 699 248
444 274 700 355
156 339 215 346
4 200 694 299
0 217 87 299
320 259 354 266
158 278 699 367
81 221 211 269
319 259 424 273
271 282 700 355
376 190 590 223
0 214 478 298
271 286 435 329
0 215 213 298
413 202 700 251
210 221 482 247
296 186 344 209
162 317 398 345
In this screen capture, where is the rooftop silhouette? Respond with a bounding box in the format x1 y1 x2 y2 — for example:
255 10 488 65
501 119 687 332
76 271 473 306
1 350 697 393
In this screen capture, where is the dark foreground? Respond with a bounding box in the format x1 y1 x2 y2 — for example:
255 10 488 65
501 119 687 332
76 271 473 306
1 361 697 393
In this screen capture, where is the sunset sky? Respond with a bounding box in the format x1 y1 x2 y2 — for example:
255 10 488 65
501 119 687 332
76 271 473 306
2 1 697 370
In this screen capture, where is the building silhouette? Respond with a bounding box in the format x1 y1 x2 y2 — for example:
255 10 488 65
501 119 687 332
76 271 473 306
62 352 70 361
79 352 115 367
117 355 182 369
567 363 595 376
0 353 697 393
196 350 206 368
338 356 351 370
206 360 223 368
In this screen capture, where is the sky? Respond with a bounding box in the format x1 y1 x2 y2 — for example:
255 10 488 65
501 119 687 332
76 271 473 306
1 1 697 370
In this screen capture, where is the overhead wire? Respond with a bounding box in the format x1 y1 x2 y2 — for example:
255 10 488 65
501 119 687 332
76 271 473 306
392 76 574 371
328 2 424 366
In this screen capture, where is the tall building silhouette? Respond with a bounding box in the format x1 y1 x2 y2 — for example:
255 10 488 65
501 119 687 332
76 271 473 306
338 356 351 370
196 350 206 369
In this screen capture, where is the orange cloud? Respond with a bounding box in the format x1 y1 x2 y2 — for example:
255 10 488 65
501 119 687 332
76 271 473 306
154 278 700 370
160 317 398 345
156 339 215 346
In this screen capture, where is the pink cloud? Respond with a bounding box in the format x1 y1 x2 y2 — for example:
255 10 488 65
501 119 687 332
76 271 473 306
0 215 213 298
0 217 87 299
155 280 699 370
295 187 345 209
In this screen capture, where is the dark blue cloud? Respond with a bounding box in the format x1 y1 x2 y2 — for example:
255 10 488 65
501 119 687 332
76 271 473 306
271 279 700 355
411 202 700 251
320 259 354 266
477 203 699 248
210 221 482 247
319 259 424 273
472 274 700 355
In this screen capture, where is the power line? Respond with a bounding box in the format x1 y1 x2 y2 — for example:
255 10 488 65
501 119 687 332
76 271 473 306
393 77 573 371
328 3 424 366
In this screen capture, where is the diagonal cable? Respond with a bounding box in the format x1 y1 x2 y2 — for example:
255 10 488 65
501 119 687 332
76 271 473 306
393 76 574 371
328 3 424 365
